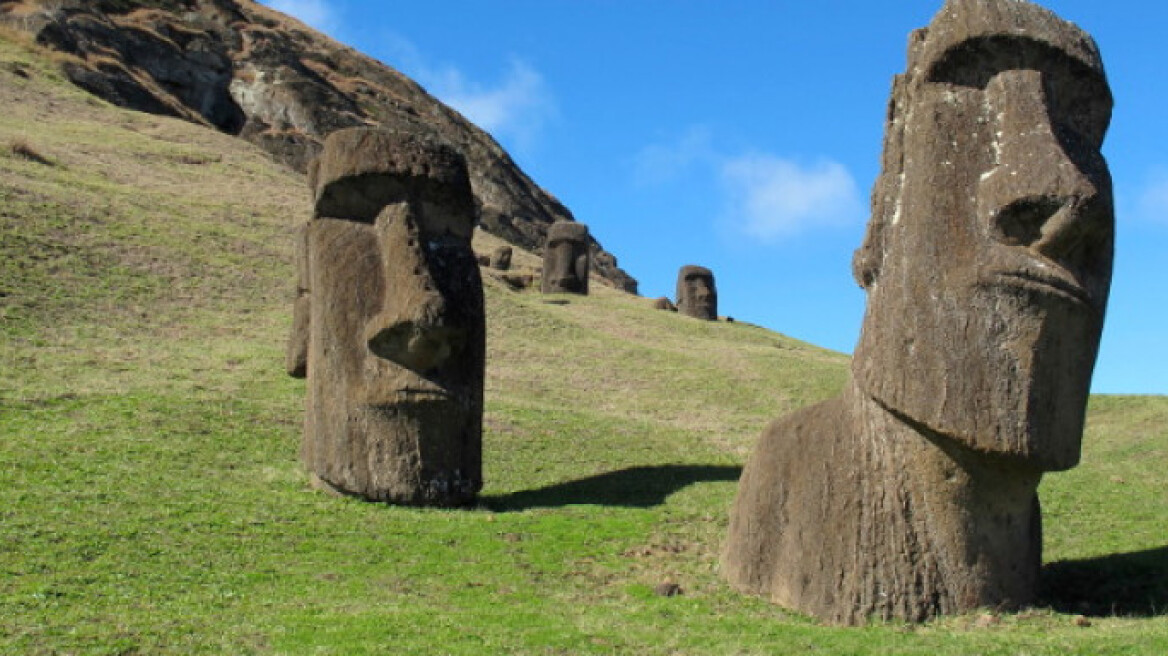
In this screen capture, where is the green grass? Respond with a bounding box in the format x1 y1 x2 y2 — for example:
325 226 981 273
1 34 1166 654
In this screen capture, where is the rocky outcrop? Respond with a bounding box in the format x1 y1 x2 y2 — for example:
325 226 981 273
0 0 637 292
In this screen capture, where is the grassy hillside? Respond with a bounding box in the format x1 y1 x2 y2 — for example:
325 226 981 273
1 33 1166 655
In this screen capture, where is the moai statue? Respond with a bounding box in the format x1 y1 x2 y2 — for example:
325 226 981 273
676 265 717 320
652 296 677 312
540 221 590 294
723 0 1114 624
286 127 485 507
490 245 513 271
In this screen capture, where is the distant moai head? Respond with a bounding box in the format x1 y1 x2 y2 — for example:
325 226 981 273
653 296 677 312
540 221 590 294
676 265 717 320
290 127 485 506
490 245 513 270
851 0 1114 471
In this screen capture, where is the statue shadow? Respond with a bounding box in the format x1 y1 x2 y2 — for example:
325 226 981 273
483 464 742 512
1040 545 1168 617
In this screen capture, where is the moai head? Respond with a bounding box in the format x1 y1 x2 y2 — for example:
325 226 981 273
541 221 590 294
676 265 717 320
290 127 485 506
490 245 513 270
851 0 1114 471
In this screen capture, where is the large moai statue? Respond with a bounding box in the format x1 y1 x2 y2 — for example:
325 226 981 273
723 0 1114 624
286 127 486 507
540 221 590 294
675 265 717 320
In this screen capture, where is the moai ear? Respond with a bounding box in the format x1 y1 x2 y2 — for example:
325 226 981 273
286 221 311 378
575 252 589 285
307 156 321 204
853 74 910 289
852 217 886 289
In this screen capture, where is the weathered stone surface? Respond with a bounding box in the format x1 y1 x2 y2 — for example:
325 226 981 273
490 245 512 271
540 221 590 295
1 0 637 292
310 127 475 222
723 0 1114 625
290 127 484 506
675 265 717 320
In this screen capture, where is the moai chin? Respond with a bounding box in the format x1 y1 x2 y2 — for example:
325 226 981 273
541 221 590 294
723 0 1114 624
676 265 717 320
286 127 485 507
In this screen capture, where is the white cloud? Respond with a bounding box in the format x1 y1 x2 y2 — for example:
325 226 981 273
632 126 715 186
1137 169 1168 223
720 155 865 240
435 59 556 154
381 35 555 156
265 0 341 36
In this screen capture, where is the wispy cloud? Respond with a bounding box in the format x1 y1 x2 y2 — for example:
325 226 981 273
634 129 864 242
1137 168 1168 223
265 0 342 37
382 35 556 156
435 59 556 154
631 126 715 186
720 154 865 241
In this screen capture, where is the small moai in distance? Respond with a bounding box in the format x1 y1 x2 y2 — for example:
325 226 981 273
286 127 485 507
653 296 677 312
540 220 590 294
490 245 512 270
675 265 717 320
723 0 1115 624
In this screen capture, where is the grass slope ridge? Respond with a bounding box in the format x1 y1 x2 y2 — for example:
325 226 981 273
0 0 639 292
1 34 1166 655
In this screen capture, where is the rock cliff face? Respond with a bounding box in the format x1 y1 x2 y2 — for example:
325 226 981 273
0 0 637 292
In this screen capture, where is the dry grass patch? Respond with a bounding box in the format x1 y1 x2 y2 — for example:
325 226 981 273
4 137 54 165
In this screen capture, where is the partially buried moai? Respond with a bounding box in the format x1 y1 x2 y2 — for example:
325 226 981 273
675 265 717 320
723 0 1114 624
285 127 485 506
541 221 590 294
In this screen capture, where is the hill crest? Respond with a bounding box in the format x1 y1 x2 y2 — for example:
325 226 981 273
0 0 638 292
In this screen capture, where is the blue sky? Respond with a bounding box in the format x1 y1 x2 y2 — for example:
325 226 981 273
262 0 1167 395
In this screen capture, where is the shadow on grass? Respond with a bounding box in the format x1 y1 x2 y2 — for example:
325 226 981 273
484 464 742 512
1041 545 1168 617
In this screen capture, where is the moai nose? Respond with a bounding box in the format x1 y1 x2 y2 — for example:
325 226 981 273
366 319 467 374
979 69 1107 265
362 204 467 374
